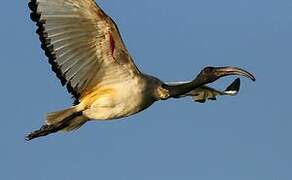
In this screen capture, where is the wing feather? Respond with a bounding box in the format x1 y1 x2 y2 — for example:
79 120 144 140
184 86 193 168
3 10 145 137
29 0 140 102
187 78 241 103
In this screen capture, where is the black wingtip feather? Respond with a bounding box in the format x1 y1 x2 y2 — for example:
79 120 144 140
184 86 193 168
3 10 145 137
208 97 217 101
28 0 81 102
28 1 37 12
195 99 206 103
225 78 240 92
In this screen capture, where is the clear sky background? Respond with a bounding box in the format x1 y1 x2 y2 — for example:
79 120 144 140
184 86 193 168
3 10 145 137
0 0 291 179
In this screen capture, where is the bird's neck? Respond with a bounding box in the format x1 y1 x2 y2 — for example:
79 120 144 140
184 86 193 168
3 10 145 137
162 78 205 99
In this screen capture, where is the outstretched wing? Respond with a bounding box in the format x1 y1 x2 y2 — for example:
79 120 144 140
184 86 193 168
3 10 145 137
29 0 140 102
187 78 240 103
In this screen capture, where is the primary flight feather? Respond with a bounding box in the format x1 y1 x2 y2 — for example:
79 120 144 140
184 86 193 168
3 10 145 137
27 0 255 140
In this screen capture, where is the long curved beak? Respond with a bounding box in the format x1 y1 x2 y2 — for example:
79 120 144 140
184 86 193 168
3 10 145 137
215 66 256 81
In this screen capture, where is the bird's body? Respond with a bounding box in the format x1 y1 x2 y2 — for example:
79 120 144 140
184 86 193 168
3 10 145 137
79 74 160 120
26 0 255 140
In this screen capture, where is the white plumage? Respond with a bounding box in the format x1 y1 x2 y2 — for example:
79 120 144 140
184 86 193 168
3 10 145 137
27 0 255 140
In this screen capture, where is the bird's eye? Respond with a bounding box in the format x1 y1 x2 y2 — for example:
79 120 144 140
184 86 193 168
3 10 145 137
203 66 214 73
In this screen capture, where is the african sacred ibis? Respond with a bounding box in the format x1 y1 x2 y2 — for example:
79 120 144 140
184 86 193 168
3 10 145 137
26 0 255 140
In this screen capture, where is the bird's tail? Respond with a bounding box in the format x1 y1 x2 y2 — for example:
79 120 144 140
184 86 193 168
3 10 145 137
26 107 88 141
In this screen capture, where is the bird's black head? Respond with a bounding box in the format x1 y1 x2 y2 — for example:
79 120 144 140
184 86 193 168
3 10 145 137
194 66 256 85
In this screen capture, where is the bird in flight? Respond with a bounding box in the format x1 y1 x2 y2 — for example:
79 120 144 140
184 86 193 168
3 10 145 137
26 0 255 140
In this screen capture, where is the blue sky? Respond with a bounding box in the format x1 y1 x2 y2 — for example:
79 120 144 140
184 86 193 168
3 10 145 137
0 0 291 179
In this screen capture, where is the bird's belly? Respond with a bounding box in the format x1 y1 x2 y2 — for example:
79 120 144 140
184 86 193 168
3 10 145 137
82 81 153 120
